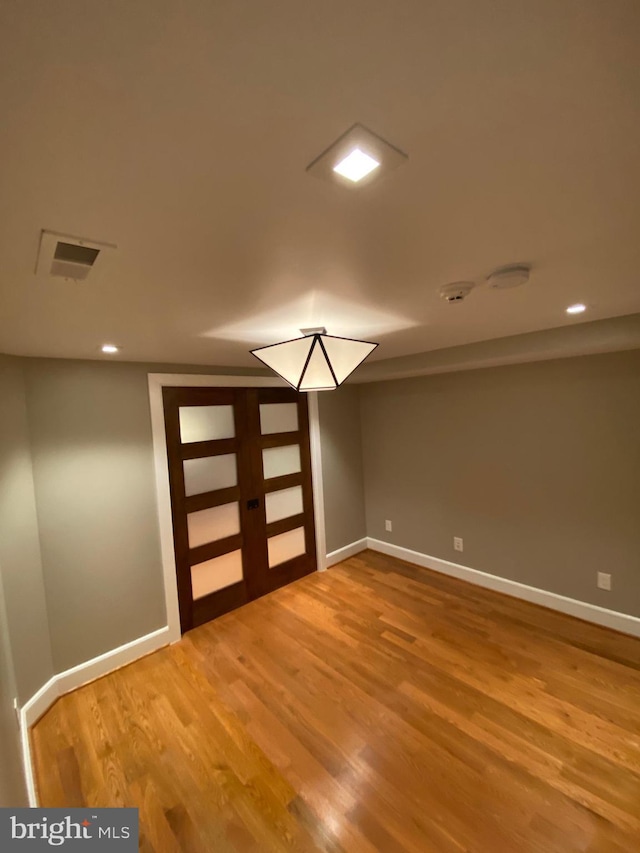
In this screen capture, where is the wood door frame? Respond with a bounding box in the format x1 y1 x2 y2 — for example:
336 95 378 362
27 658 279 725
148 373 327 643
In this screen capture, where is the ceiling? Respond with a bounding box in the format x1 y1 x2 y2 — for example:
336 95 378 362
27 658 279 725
0 0 639 368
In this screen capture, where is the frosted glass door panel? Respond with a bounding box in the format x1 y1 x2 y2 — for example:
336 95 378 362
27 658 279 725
268 527 306 568
187 502 240 548
265 486 303 524
179 405 235 443
191 550 243 599
262 444 301 480
260 403 298 435
183 454 237 497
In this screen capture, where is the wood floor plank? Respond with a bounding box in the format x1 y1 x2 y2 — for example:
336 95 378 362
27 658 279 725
32 550 640 851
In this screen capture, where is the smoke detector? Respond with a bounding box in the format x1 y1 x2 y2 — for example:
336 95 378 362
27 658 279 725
35 230 116 281
487 264 530 290
440 281 475 303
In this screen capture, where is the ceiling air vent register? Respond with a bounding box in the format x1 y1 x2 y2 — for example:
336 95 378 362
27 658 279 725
35 230 116 281
51 242 100 280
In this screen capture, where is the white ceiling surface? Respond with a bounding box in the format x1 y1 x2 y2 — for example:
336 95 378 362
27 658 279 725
0 1 639 367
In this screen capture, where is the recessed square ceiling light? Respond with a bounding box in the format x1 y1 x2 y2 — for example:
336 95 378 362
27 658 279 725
307 123 407 187
333 148 380 182
566 303 587 314
101 344 120 353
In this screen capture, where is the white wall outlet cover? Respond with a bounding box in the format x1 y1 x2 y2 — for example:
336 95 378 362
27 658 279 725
597 572 612 590
385 520 393 532
453 537 464 552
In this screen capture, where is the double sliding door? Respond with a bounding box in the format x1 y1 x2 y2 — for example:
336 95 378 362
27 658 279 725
163 386 317 632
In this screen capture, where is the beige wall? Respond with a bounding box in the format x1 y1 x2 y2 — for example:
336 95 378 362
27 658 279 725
0 357 54 702
21 358 262 674
23 359 168 672
0 568 28 806
317 386 366 554
359 350 640 617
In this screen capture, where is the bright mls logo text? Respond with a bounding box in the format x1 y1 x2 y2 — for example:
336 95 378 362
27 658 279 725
0 808 138 850
11 814 131 846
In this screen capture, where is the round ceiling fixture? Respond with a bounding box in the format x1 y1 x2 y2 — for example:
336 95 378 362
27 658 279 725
487 264 530 290
440 281 475 303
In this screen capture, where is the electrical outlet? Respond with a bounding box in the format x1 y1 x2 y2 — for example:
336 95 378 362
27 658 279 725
453 536 463 552
385 519 393 532
597 572 612 591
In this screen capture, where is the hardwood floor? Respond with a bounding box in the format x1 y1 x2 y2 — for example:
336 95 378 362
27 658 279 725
32 550 640 852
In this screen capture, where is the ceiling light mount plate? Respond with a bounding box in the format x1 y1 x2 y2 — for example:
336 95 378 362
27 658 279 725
306 123 407 187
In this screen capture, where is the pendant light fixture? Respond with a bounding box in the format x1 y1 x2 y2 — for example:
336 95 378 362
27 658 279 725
251 328 378 391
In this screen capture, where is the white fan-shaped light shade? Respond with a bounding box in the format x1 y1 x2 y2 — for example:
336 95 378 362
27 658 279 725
251 333 378 391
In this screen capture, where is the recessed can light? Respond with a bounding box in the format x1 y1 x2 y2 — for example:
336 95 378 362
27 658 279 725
101 344 120 354
333 148 380 183
566 303 586 315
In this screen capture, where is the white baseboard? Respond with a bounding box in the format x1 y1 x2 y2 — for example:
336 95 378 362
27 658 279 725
326 538 368 568
21 677 59 731
367 538 640 638
20 624 170 806
21 675 65 804
54 626 170 698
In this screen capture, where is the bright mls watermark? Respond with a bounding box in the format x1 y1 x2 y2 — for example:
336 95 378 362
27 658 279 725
0 808 138 850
